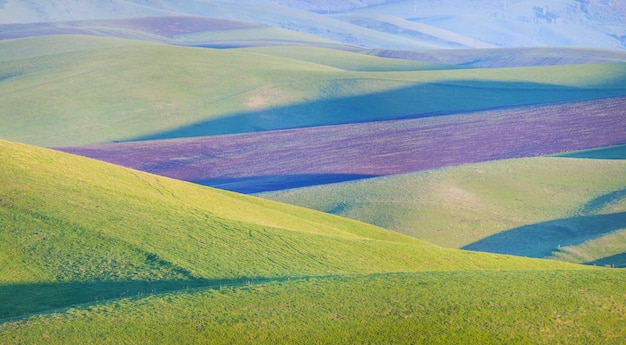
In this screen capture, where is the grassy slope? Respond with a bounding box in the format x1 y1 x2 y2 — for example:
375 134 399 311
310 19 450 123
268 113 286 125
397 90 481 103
1 140 581 319
261 156 626 265
2 35 626 146
1 270 624 344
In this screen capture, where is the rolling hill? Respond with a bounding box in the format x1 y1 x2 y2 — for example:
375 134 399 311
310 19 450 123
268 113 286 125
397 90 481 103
1 139 624 344
2 35 626 147
1 0 624 50
1 139 580 320
261 153 626 267
1 2 625 342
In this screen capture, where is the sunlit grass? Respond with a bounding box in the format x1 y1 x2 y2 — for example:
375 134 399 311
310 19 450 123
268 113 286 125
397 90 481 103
1 270 623 344
1 140 583 320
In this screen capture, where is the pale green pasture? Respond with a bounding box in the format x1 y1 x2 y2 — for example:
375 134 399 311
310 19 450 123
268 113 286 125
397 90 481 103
1 36 625 146
263 157 626 246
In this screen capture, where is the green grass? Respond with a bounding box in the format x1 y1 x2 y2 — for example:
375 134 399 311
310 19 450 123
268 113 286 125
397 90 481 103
1 140 583 320
1 35 625 146
261 156 626 265
1 270 624 344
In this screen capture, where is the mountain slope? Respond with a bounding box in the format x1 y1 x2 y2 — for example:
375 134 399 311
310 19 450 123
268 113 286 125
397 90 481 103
1 0 624 50
1 140 581 319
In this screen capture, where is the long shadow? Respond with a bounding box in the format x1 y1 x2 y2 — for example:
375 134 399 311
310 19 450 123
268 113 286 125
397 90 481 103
587 253 626 268
193 174 378 193
580 189 626 216
462 212 626 259
126 80 626 141
557 144 626 160
0 276 292 323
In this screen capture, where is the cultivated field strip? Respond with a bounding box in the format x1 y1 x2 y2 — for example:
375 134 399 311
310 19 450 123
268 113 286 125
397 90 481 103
59 96 626 193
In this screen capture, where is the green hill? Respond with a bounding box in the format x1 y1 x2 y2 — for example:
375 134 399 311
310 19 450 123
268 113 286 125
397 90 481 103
1 140 581 320
2 35 626 146
1 270 624 344
261 156 626 266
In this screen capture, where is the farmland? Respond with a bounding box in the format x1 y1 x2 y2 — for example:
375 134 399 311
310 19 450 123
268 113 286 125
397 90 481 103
59 96 626 193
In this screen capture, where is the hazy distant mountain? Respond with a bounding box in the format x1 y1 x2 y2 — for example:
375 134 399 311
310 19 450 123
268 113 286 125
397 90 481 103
1 0 624 50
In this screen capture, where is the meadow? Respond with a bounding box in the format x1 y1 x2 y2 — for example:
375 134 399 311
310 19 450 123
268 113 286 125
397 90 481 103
2 140 581 321
2 35 626 147
262 153 626 267
1 270 624 344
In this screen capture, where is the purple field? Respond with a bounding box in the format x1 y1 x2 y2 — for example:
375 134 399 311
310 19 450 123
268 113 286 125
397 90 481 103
372 47 626 67
58 96 626 193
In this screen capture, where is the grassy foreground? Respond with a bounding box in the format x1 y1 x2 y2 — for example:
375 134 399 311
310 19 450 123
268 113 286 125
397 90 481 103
0 132 622 344
1 270 624 344
1 140 583 320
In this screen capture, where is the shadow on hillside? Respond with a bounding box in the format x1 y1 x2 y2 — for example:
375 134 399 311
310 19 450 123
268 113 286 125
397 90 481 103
194 173 378 193
579 188 626 216
126 80 624 142
557 145 626 160
587 253 626 268
462 212 626 259
0 276 285 323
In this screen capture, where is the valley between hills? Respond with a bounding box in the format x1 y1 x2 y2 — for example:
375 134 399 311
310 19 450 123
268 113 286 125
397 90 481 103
1 1 625 344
